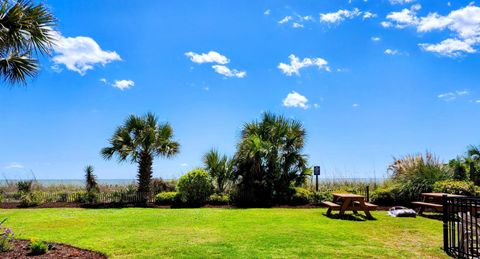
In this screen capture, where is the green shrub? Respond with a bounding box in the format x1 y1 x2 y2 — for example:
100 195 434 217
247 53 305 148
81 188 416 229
371 185 400 206
151 178 176 195
311 191 333 205
388 152 451 203
290 187 313 205
19 192 43 207
208 193 229 205
84 191 99 204
155 192 179 205
177 169 214 205
57 192 68 202
17 180 33 193
433 180 476 196
73 192 87 203
28 240 48 255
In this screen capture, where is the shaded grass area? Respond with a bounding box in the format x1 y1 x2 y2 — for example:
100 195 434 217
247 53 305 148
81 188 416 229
0 208 447 258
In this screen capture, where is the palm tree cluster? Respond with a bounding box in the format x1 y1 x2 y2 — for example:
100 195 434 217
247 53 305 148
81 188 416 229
448 145 480 183
231 112 310 206
101 113 180 200
203 149 232 194
0 0 56 85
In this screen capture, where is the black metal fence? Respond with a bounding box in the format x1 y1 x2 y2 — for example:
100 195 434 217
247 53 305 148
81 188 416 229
443 195 480 258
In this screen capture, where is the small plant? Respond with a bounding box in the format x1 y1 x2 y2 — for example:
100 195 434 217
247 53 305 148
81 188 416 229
85 165 99 193
177 169 214 205
208 193 229 205
28 239 48 255
151 178 176 195
290 187 313 205
0 219 14 252
17 180 33 193
155 192 179 205
19 192 43 208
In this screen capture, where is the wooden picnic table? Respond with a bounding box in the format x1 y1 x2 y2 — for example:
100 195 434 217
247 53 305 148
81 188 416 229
322 193 377 219
412 193 466 215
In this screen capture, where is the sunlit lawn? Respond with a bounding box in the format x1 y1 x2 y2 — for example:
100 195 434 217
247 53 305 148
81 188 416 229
0 208 447 258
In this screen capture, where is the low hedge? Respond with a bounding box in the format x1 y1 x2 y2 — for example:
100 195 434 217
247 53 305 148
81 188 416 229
155 192 180 205
433 180 476 196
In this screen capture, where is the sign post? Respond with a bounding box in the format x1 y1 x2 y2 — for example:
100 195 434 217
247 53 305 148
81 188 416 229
313 166 320 192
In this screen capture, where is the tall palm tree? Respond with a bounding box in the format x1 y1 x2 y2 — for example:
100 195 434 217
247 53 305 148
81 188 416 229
203 149 232 194
232 112 309 206
101 113 180 199
0 0 56 85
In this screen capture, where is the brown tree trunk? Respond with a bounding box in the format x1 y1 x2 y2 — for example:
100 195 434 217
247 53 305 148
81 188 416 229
137 151 153 202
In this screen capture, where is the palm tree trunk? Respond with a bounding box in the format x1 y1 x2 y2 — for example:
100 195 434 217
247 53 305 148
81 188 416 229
137 151 153 202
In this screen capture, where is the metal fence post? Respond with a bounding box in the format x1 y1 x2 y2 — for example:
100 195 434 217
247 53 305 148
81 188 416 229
442 194 448 253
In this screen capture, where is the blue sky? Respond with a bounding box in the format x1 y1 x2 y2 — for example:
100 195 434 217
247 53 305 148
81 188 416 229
1 0 480 180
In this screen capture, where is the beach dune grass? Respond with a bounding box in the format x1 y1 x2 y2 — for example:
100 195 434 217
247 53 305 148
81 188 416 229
0 208 447 258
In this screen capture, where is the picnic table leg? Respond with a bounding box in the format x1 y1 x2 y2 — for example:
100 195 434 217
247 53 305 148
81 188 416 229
359 200 374 219
418 206 425 215
339 198 351 217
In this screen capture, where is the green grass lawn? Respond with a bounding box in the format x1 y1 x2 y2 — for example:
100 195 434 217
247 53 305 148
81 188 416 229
0 208 447 258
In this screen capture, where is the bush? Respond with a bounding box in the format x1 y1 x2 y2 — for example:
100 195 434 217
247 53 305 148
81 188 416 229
177 169 214 205
155 192 179 205
28 240 48 255
17 180 33 193
19 192 43 207
151 178 176 195
208 193 229 205
84 191 99 204
433 180 476 196
388 152 451 203
371 185 400 206
290 187 313 205
311 191 333 205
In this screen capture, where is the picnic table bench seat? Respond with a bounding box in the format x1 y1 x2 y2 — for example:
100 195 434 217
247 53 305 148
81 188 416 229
321 201 341 209
411 201 443 209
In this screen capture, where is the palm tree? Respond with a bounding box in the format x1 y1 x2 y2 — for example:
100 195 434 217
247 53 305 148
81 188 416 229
0 1 56 86
232 112 310 206
84 165 99 193
101 113 180 199
203 149 232 194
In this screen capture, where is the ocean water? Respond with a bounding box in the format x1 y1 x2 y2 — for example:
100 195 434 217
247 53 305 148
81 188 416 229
0 177 384 187
0 179 136 186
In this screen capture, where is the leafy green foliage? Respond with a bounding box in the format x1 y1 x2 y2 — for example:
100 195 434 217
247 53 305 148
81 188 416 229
203 149 232 194
19 192 42 207
177 169 213 205
0 219 14 252
0 0 56 85
155 192 179 205
28 240 48 255
433 180 476 196
388 152 451 203
17 180 33 193
101 113 180 199
150 178 176 195
371 184 400 206
208 193 229 205
232 112 310 207
290 187 313 205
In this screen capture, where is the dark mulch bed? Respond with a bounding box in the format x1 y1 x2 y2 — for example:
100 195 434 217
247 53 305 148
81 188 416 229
0 202 392 210
1 239 107 258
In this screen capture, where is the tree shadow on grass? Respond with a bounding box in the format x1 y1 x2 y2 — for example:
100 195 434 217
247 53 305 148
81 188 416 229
322 213 376 221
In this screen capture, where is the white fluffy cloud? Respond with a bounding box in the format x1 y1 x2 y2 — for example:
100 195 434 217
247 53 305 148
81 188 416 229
320 8 361 23
51 31 121 75
384 4 480 56
384 48 400 55
371 36 381 41
279 16 293 24
212 65 246 78
264 9 271 16
278 54 330 76
185 51 229 64
438 90 469 101
389 0 416 5
186 50 245 78
363 12 377 19
4 162 24 169
283 91 309 109
112 80 135 90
